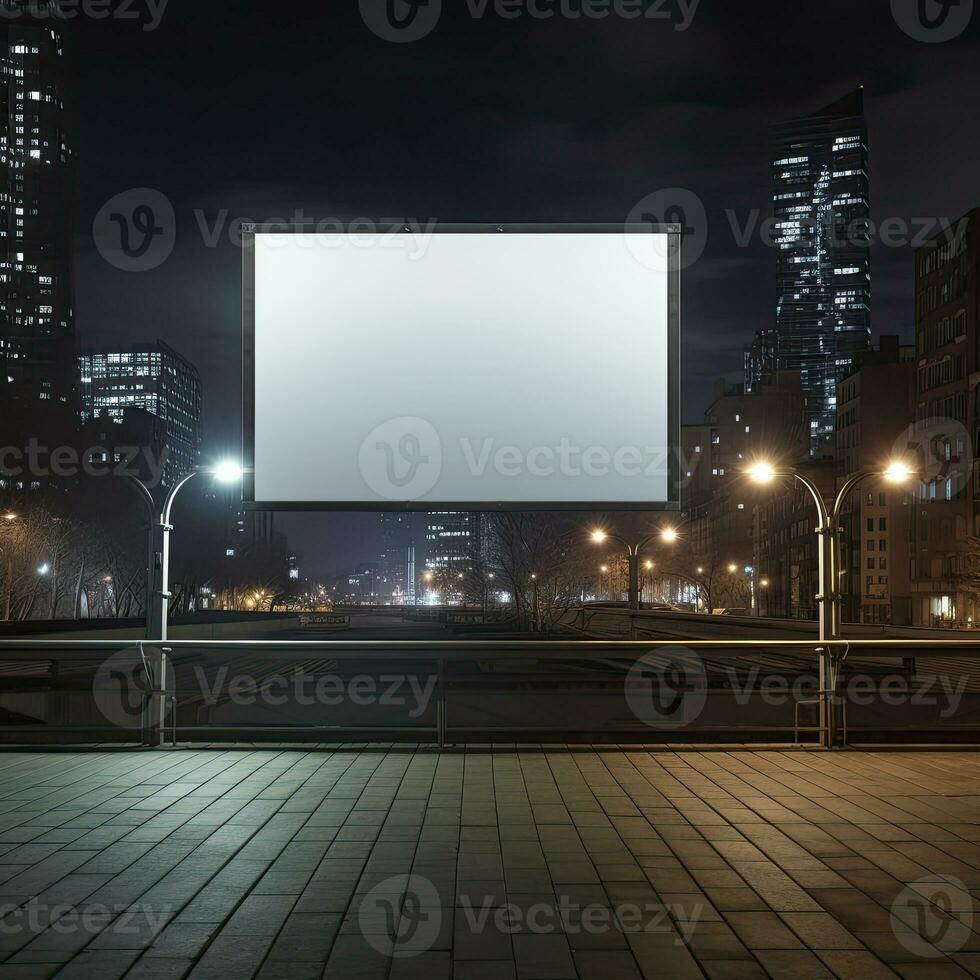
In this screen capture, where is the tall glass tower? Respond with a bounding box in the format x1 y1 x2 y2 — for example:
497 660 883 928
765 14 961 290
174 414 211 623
759 89 871 455
0 2 75 437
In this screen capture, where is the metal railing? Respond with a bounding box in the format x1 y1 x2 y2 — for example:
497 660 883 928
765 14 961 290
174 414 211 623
0 638 977 749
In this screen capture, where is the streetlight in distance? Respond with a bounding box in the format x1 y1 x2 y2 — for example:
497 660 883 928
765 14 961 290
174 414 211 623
590 526 680 610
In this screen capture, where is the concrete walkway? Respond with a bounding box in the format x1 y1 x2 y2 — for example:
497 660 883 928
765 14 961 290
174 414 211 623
0 747 977 979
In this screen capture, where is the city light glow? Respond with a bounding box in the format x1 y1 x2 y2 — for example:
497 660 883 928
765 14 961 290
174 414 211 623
884 460 914 484
213 460 243 483
747 461 777 484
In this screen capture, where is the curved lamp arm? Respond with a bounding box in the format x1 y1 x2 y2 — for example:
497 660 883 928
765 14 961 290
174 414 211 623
121 474 156 522
790 471 831 529
162 471 201 525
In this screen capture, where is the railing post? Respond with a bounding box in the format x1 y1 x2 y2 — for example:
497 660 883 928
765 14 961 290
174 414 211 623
437 658 446 749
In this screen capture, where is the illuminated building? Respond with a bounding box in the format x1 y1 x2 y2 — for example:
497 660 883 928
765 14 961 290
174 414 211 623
748 89 871 455
0 2 75 435
78 341 202 486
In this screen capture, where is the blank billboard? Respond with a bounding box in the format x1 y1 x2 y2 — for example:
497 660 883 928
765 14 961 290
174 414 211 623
243 224 679 510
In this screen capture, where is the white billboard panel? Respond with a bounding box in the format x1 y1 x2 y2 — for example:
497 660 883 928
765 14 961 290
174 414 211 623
244 224 679 509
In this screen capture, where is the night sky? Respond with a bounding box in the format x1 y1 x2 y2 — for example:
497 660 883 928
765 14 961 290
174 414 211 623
70 1 980 575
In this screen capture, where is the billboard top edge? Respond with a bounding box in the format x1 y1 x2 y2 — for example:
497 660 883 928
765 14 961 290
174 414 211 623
241 221 682 236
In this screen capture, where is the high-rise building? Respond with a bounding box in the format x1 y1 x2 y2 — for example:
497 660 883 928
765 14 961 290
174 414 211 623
78 341 203 485
909 208 979 626
425 512 483 575
378 512 415 604
748 89 871 455
0 2 75 437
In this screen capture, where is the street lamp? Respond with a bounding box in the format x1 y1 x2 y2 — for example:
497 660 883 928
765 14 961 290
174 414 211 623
748 457 916 748
747 457 915 641
591 526 679 610
123 460 244 642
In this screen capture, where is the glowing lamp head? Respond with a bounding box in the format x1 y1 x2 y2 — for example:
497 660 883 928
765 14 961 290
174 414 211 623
748 461 776 484
661 527 678 543
37 563 50 576
727 564 738 574
884 461 914 484
213 460 243 484
591 530 607 544
3 513 16 521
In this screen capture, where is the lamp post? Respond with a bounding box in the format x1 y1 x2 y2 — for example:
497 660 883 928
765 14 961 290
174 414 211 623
591 527 678 610
1 513 19 622
124 461 244 642
122 462 243 748
748 459 915 747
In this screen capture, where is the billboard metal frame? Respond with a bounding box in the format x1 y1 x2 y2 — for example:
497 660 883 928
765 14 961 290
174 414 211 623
242 222 681 512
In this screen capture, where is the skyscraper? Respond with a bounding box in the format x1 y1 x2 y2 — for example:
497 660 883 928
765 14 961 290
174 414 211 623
0 2 75 437
78 341 203 485
425 512 483 575
378 512 415 603
748 89 871 455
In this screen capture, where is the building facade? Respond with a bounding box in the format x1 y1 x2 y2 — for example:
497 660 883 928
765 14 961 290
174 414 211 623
78 342 203 486
424 512 484 600
0 2 75 440
748 89 872 455
835 336 915 625
681 372 809 611
909 208 979 626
